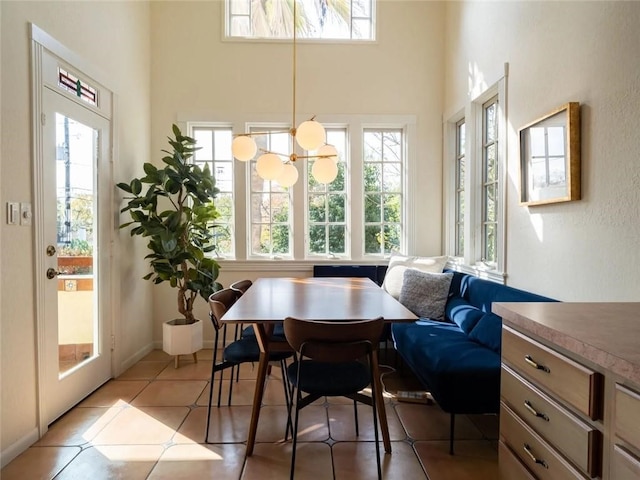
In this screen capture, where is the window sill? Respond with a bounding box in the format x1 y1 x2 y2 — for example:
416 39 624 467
217 259 387 273
445 260 507 285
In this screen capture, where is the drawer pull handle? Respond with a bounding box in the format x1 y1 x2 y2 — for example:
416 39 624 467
523 443 549 469
524 355 550 373
524 400 550 421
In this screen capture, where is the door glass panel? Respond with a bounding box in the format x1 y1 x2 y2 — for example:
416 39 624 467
55 113 98 377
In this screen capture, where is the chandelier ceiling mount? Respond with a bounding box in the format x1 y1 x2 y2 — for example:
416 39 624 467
230 1 339 187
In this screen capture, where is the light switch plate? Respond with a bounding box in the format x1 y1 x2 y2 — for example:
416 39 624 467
6 202 19 225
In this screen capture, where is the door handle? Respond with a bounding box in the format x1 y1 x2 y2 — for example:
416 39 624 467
46 268 60 279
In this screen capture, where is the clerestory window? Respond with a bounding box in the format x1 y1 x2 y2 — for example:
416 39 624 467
226 0 375 41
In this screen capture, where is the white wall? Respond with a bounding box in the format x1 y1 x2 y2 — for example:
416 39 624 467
148 1 446 342
0 0 151 460
444 1 640 301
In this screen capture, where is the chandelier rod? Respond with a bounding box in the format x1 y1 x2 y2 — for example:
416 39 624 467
292 0 297 138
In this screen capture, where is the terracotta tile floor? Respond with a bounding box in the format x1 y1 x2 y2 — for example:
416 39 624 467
1 350 499 479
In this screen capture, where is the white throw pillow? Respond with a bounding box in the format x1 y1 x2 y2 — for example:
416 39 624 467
382 254 449 299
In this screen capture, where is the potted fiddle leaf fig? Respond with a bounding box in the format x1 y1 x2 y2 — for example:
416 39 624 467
117 124 222 363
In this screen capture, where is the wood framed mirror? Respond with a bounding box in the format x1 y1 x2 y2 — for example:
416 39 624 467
519 102 581 206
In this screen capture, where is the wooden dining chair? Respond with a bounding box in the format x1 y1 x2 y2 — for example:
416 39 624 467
229 279 253 295
205 288 293 443
284 316 384 480
231 278 286 341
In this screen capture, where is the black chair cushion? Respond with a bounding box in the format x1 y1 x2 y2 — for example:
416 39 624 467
241 324 286 340
287 360 370 397
224 337 291 363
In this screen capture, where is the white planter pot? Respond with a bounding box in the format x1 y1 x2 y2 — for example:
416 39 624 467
162 318 203 356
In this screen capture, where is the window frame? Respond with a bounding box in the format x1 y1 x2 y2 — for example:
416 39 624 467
454 118 466 258
480 95 499 267
185 114 415 268
362 127 406 257
305 127 350 259
444 76 507 283
247 124 295 260
224 0 377 42
191 125 236 260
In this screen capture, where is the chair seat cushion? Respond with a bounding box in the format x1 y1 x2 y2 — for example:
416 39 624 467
287 360 370 397
224 337 291 363
241 324 285 340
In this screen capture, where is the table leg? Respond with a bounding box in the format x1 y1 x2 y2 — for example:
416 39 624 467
245 323 271 456
371 351 392 453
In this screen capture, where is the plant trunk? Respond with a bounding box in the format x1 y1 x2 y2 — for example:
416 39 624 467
177 285 195 324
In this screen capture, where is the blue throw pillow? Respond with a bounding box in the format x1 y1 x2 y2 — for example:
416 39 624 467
468 312 502 352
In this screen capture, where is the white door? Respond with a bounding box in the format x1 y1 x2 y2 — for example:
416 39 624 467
40 86 112 424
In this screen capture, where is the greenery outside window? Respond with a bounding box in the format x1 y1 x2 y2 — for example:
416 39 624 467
455 119 465 257
482 97 498 266
363 129 403 256
250 127 293 258
192 126 235 258
187 115 412 263
226 0 375 41
444 77 506 283
306 128 348 257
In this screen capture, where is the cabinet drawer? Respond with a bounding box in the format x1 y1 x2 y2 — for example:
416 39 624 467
611 445 640 480
500 403 588 480
502 326 602 420
501 365 600 477
615 384 640 448
499 441 537 480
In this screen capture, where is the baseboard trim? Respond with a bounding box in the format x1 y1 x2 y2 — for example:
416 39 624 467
118 342 154 376
152 340 217 350
1 427 39 468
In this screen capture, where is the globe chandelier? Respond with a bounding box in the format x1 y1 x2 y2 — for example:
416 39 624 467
230 1 339 187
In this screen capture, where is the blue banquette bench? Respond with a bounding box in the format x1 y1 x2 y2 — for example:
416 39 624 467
391 270 555 453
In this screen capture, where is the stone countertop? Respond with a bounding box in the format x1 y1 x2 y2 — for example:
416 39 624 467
493 302 640 386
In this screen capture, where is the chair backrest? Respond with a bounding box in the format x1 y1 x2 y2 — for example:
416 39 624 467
284 317 384 363
208 288 238 330
230 279 252 295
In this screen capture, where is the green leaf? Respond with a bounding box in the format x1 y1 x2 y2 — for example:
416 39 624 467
143 163 158 175
131 178 142 195
116 182 132 193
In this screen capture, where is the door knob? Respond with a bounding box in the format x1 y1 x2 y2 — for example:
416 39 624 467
46 268 60 279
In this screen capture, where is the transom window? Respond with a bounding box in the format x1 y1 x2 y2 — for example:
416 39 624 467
363 129 403 255
226 0 375 40
58 67 98 106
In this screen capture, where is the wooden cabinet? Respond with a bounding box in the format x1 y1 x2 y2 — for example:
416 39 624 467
502 328 601 420
500 325 602 479
495 302 640 480
501 365 600 475
612 384 640 480
499 441 537 480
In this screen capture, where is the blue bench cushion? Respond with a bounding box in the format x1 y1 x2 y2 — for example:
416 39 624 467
469 312 502 352
392 319 500 414
445 297 484 334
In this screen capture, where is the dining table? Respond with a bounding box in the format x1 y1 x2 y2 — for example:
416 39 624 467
220 276 418 456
